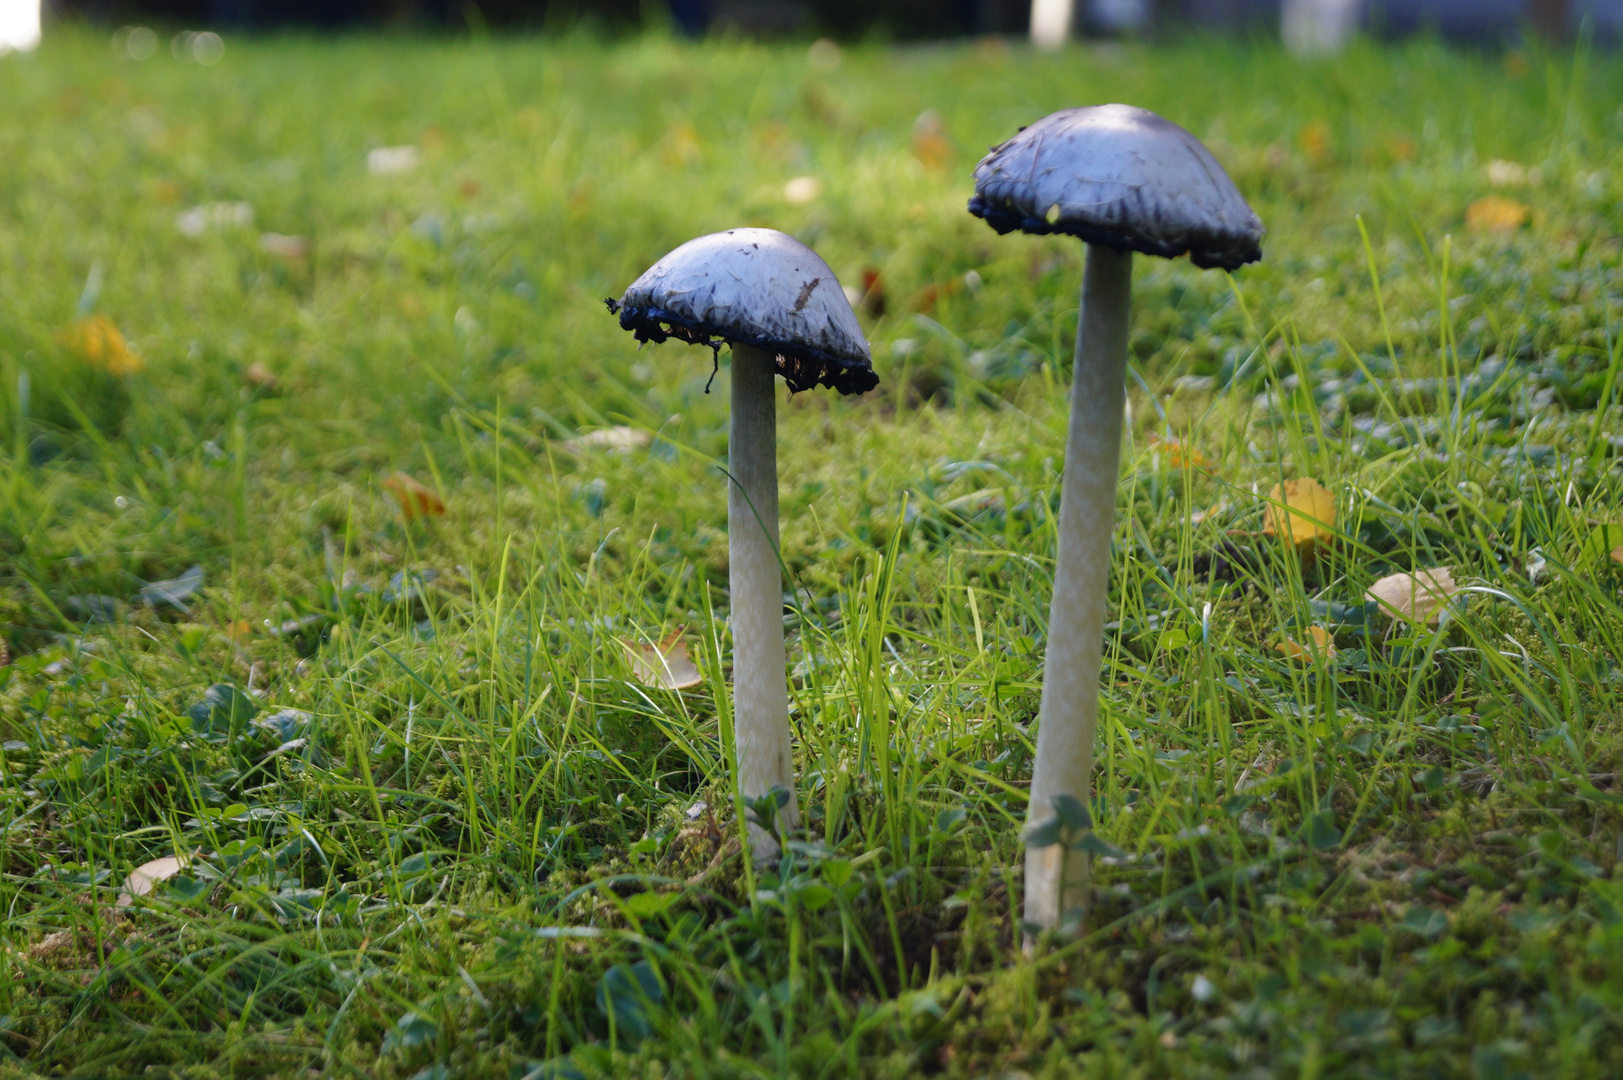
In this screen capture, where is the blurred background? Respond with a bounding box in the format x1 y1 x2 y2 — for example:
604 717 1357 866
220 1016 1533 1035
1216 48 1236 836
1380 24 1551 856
3 0 1618 42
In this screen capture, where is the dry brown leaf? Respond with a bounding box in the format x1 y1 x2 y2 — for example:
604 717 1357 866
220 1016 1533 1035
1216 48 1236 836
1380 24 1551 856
118 854 190 907
1299 120 1332 167
1148 434 1212 471
624 628 703 690
857 267 886 317
244 362 279 392
1612 545 1623 566
1276 626 1336 662
1366 567 1461 624
912 109 953 171
383 471 446 520
1466 196 1530 234
1263 478 1336 548
563 426 652 455
58 315 143 376
259 232 310 259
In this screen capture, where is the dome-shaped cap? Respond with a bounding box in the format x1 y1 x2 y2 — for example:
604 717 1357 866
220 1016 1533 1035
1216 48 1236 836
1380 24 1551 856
607 228 878 396
968 105 1263 272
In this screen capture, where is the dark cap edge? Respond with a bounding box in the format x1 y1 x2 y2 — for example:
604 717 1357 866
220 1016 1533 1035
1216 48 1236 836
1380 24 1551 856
607 300 880 397
967 195 1263 272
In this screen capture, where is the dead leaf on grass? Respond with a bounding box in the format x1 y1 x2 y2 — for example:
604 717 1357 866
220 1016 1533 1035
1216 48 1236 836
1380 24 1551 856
259 232 309 259
563 426 652 455
244 362 279 392
1466 196 1530 233
1148 434 1212 471
1299 120 1332 167
1263 478 1336 548
1366 567 1461 624
912 109 953 171
1276 626 1336 662
118 854 190 907
624 628 703 690
139 564 204 609
382 471 445 520
58 315 144 376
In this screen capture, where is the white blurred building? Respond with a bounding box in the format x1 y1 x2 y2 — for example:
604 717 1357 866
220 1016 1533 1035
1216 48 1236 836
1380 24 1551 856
1 0 41 53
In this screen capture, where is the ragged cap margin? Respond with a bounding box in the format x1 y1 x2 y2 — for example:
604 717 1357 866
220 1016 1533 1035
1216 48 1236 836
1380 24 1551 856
604 298 879 397
967 193 1262 271
967 105 1264 272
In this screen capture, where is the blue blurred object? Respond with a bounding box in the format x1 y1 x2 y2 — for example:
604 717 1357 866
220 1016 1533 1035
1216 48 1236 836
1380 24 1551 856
668 0 712 34
1170 0 1621 38
1374 0 1535 39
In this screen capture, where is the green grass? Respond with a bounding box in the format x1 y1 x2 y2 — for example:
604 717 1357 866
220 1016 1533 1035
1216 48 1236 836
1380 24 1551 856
2 24 1623 1078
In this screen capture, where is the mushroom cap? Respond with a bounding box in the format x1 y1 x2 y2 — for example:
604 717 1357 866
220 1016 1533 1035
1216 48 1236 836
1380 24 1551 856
607 228 878 396
968 105 1264 271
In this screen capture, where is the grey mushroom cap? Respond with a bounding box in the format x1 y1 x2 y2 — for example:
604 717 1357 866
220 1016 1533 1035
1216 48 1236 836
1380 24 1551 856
968 104 1264 271
607 227 878 396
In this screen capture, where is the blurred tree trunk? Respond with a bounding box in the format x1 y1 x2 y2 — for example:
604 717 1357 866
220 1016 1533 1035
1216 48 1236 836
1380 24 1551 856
1527 0 1569 40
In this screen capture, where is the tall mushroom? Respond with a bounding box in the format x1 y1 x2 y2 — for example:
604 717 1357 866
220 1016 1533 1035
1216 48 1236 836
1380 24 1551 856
968 105 1263 931
607 228 878 858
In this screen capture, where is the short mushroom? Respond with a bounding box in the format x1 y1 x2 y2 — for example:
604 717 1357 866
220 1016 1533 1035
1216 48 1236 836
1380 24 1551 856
607 227 877 857
968 105 1263 931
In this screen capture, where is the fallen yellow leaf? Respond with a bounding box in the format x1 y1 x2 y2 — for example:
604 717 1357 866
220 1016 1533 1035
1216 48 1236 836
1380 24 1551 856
382 471 446 520
1276 626 1336 662
58 315 144 376
1299 120 1332 167
1466 196 1530 234
624 628 702 690
1366 567 1461 624
1263 478 1336 548
1149 434 1212 471
912 109 953 171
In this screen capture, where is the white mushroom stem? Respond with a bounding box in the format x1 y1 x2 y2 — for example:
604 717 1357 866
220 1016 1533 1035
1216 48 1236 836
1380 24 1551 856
1024 244 1133 931
728 342 799 858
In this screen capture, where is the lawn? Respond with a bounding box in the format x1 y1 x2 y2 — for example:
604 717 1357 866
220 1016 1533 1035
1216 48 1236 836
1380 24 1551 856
2 24 1623 1079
